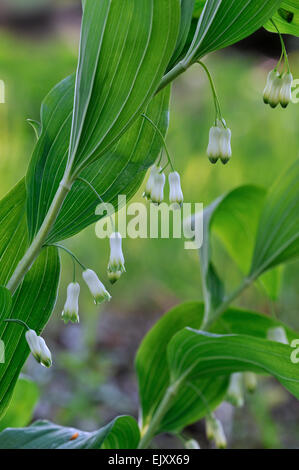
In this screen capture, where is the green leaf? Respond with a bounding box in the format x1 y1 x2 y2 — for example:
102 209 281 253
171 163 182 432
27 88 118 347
250 160 299 278
27 73 171 242
168 329 299 399
67 0 179 174
0 182 61 419
136 302 228 433
264 1 299 36
0 377 39 431
199 185 267 315
168 0 196 69
210 306 299 343
185 0 283 62
0 416 140 449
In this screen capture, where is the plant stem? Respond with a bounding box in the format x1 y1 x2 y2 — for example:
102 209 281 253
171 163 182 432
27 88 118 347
6 174 73 294
141 114 175 171
138 382 180 449
156 61 189 94
204 276 253 329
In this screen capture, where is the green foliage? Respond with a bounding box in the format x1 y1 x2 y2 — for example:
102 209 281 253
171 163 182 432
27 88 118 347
168 328 299 398
0 377 39 431
0 0 298 450
264 1 299 36
250 160 299 278
0 183 60 419
0 416 140 449
136 302 227 433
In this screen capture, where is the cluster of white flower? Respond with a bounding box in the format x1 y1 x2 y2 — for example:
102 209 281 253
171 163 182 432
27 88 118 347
25 329 52 368
205 414 227 449
62 232 125 323
207 120 232 165
143 166 184 208
263 69 293 108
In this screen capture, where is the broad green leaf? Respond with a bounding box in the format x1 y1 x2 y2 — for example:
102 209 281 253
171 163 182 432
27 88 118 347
184 0 283 62
0 377 39 431
264 1 299 36
212 186 266 274
168 329 299 399
136 302 228 433
250 160 299 279
210 306 299 343
168 0 196 70
0 181 28 286
68 0 180 174
0 182 60 419
27 73 171 243
199 185 266 315
0 416 140 449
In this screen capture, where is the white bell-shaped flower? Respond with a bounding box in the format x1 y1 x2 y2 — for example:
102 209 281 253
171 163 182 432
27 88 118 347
207 126 222 164
267 326 288 344
185 439 200 449
279 72 293 108
244 372 257 393
168 171 184 208
62 282 80 324
263 69 279 105
108 232 125 284
25 329 52 368
150 172 165 204
219 127 232 164
206 415 227 449
226 372 244 407
83 269 111 304
268 74 283 108
143 165 161 200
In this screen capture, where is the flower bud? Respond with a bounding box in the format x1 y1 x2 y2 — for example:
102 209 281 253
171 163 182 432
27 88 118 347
83 269 111 304
279 72 293 108
168 171 184 208
25 329 52 368
244 372 257 393
263 69 278 105
226 372 244 407
107 232 125 284
206 415 227 449
219 128 232 164
207 126 221 164
267 326 288 344
62 282 80 324
185 439 200 449
150 172 166 204
267 73 283 109
143 165 161 200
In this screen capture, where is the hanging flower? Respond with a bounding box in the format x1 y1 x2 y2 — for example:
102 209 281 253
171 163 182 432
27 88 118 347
244 372 257 393
143 165 161 200
263 69 279 105
62 282 80 324
264 70 283 108
150 172 166 204
207 121 232 165
279 72 293 108
206 415 227 449
25 329 52 368
219 127 232 164
168 171 184 208
83 269 111 304
207 126 222 164
107 232 125 284
226 372 244 407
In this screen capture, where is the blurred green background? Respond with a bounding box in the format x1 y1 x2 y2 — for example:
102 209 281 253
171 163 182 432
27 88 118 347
0 0 298 449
